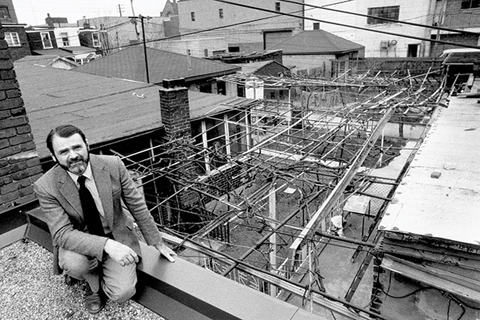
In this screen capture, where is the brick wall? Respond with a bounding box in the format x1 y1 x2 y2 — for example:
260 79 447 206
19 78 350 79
0 26 42 213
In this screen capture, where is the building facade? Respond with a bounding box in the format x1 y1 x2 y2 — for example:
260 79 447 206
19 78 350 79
304 0 438 58
177 0 304 54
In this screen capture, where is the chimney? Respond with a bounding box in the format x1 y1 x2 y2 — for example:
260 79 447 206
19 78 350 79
158 78 199 213
83 16 90 29
159 78 191 141
45 13 54 28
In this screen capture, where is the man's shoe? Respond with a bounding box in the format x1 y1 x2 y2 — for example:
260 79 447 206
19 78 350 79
84 292 105 314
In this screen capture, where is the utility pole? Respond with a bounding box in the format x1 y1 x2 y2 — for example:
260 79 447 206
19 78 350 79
129 15 151 83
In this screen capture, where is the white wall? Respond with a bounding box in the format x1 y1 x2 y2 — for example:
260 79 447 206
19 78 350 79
53 27 81 48
304 0 438 57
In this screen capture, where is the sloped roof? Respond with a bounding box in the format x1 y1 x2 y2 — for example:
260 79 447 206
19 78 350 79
234 60 290 75
74 45 240 84
14 56 254 159
267 30 364 55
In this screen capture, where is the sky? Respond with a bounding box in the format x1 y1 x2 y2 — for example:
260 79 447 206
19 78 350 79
13 0 168 25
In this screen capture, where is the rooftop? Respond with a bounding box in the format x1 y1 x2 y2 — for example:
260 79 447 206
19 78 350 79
73 46 241 84
379 95 480 247
266 30 364 55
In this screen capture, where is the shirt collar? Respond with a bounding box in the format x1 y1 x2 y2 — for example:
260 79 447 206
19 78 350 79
67 162 93 183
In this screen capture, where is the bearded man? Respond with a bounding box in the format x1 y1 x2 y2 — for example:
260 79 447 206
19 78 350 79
34 124 175 314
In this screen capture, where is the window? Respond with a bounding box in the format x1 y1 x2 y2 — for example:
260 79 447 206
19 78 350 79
41 32 53 49
204 48 208 57
367 6 400 25
407 44 419 57
0 6 10 19
275 2 281 12
60 32 69 46
191 12 195 21
219 8 223 19
4 32 20 47
313 22 320 30
461 0 480 9
92 33 100 47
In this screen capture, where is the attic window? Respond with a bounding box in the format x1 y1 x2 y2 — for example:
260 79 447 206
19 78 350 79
367 6 400 24
275 2 281 12
0 6 10 19
5 32 20 47
461 0 480 9
191 12 195 21
219 8 223 19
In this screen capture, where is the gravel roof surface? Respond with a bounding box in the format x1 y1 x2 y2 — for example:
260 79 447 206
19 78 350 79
0 240 164 320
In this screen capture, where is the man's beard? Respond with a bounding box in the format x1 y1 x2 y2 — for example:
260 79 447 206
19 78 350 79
56 153 90 175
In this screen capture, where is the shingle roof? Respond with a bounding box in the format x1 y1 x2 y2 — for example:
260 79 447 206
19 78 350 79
74 46 240 84
15 56 254 159
267 30 364 55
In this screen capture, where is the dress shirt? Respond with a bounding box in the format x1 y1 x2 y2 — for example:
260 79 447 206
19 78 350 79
68 163 111 234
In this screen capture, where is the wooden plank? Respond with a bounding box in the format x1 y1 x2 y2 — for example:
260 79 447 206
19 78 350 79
381 254 480 303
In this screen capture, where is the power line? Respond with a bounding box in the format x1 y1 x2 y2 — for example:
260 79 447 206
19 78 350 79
215 0 480 50
283 0 480 36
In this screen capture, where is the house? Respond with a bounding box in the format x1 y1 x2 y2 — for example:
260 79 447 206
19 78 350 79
77 16 166 55
266 30 365 76
304 0 437 58
220 60 292 101
73 45 241 93
0 0 30 61
25 15 98 63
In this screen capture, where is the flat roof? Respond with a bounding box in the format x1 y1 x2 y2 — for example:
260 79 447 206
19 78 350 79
15 57 164 159
379 96 480 247
15 56 256 159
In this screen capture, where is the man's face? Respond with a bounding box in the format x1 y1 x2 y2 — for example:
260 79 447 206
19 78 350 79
51 133 90 175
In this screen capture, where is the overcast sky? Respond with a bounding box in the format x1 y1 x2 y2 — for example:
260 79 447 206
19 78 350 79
13 0 168 25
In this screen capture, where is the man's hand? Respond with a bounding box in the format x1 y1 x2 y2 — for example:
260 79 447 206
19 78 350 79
154 242 176 262
104 239 139 267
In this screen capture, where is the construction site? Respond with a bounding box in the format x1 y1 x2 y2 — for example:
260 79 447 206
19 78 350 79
100 60 448 319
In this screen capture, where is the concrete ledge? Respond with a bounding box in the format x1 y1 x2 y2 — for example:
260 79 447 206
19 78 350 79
24 208 321 320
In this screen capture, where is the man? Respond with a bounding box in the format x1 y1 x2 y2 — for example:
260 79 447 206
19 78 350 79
34 124 176 314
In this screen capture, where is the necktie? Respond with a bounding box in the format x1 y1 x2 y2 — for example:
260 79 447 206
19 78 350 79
77 175 105 236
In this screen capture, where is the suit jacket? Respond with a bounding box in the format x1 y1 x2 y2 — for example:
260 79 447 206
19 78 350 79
34 154 162 275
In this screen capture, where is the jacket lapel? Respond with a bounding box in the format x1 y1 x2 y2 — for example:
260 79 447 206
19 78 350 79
91 155 114 228
58 167 83 219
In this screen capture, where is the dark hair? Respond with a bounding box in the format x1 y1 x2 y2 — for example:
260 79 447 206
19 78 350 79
46 124 87 154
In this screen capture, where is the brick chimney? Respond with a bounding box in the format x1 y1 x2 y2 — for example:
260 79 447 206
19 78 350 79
158 78 199 226
0 25 42 212
159 78 192 142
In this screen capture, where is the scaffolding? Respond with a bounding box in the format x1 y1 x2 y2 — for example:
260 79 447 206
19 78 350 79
112 69 446 319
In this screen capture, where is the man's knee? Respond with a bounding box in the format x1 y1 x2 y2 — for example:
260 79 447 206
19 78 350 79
103 283 136 303
59 249 97 279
